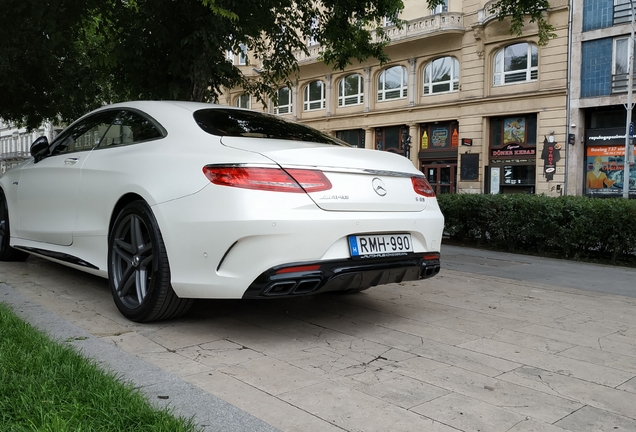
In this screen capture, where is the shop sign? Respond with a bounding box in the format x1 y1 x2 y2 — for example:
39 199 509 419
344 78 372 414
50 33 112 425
585 145 636 196
586 128 627 145
431 128 448 148
541 136 561 181
451 128 459 148
490 143 536 157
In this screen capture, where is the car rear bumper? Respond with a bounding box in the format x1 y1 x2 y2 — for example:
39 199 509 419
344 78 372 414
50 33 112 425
242 253 440 298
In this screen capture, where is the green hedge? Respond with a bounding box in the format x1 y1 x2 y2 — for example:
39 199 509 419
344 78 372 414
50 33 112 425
437 194 636 265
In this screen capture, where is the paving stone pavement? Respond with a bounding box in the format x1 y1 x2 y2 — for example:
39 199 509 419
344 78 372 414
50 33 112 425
2 245 636 432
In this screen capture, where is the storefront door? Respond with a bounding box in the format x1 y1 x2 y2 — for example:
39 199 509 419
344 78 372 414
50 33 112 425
423 163 457 194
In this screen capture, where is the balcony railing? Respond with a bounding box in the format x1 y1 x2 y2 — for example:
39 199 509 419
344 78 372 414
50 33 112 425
294 13 464 64
611 73 636 93
0 151 30 161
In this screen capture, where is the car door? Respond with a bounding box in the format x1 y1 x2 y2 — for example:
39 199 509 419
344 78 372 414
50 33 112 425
16 110 120 246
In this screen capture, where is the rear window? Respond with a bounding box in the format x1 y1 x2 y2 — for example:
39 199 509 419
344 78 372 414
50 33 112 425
193 108 349 146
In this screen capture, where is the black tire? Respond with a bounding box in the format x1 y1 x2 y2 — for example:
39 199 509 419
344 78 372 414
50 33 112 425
108 201 192 322
0 191 29 262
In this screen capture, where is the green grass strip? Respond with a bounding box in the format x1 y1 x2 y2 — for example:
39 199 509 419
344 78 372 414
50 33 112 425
0 302 200 432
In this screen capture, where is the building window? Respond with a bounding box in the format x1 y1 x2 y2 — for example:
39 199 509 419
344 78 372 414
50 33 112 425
274 87 292 115
236 93 251 109
493 42 538 86
238 43 247 65
423 57 459 94
336 129 364 148
377 66 408 101
384 16 395 27
611 36 636 93
338 74 364 106
303 80 325 111
308 17 319 46
613 0 635 25
430 0 448 14
225 50 234 64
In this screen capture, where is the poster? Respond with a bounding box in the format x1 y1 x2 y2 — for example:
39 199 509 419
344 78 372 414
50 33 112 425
503 118 525 144
490 167 500 194
585 146 636 196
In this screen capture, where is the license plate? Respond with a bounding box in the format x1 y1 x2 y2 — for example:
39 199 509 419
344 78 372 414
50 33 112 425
348 233 413 258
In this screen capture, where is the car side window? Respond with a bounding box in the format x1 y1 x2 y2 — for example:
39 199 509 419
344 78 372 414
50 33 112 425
50 111 120 156
99 110 163 147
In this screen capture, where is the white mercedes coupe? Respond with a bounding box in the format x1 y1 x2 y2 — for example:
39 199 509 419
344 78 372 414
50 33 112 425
0 101 444 322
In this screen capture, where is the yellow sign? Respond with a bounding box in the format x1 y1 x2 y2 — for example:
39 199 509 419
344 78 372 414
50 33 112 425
421 131 428 149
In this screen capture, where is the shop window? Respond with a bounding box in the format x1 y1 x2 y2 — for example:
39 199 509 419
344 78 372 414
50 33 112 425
303 80 325 111
338 74 364 106
336 129 364 148
489 114 537 193
419 121 459 152
490 115 537 148
274 87 292 115
377 66 408 101
375 125 408 154
493 42 538 86
423 57 459 95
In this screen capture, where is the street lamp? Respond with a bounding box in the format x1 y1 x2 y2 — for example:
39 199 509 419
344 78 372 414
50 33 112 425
624 0 636 198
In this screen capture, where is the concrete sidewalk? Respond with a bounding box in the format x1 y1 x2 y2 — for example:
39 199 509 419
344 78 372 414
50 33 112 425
1 285 281 432
2 246 636 432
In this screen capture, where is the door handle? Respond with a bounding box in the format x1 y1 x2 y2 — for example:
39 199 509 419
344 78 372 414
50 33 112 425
64 158 79 166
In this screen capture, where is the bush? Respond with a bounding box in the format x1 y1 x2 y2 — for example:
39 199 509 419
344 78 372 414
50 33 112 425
437 194 636 266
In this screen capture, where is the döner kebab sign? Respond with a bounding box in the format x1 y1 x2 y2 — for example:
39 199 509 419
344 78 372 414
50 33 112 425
490 143 536 157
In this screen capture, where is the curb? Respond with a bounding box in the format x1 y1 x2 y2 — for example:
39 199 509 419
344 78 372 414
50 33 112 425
1 283 281 432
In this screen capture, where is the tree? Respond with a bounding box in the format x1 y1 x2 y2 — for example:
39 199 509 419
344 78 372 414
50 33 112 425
0 0 115 129
0 0 555 129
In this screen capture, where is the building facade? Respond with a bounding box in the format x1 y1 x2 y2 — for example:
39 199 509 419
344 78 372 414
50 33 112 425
0 121 58 174
223 0 571 196
568 0 636 197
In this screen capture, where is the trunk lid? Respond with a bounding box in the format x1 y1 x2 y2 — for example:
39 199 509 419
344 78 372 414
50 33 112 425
220 137 430 212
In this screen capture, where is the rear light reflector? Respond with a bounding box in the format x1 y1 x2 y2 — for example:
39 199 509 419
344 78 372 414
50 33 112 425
203 166 332 193
276 264 321 274
411 176 436 197
422 253 440 261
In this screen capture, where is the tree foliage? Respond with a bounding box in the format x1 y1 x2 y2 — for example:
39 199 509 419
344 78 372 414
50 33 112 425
0 0 556 130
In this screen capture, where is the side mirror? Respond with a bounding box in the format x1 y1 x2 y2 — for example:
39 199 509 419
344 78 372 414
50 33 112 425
30 136 49 163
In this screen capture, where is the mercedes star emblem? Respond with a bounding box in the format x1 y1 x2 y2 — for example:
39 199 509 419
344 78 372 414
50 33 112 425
372 177 387 196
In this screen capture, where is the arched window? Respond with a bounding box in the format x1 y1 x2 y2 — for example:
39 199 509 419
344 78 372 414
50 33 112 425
338 74 364 106
303 80 325 111
423 57 459 94
377 66 408 101
235 94 251 109
274 87 292 115
493 42 538 86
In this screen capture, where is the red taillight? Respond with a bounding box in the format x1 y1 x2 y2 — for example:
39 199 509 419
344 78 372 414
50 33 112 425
411 176 436 197
202 166 332 193
276 264 321 274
